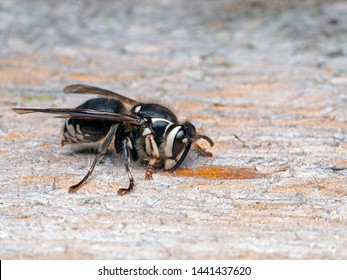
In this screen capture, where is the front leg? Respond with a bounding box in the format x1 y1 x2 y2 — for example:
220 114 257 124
144 134 160 180
145 158 157 180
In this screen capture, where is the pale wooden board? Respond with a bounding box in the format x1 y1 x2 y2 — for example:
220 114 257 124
0 0 346 259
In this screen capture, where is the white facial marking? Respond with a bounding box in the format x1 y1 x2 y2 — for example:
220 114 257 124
175 148 185 162
164 126 181 157
182 138 188 144
164 159 176 170
134 106 141 113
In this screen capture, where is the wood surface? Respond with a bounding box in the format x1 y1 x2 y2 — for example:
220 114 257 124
0 0 346 259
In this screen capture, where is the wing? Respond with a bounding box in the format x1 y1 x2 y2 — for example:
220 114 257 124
12 108 145 125
63 84 138 107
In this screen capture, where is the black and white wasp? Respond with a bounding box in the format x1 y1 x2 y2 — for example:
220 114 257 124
13 84 214 195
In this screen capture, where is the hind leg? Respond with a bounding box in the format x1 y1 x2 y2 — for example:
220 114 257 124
68 124 117 193
117 137 135 196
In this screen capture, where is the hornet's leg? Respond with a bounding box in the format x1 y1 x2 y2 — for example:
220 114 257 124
145 158 156 180
144 134 160 180
68 124 117 193
117 137 135 196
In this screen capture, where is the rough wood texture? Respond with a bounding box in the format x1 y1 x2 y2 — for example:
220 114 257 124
0 0 346 259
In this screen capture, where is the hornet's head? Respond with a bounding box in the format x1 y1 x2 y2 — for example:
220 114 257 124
163 121 214 172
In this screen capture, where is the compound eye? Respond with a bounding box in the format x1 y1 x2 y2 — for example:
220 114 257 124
175 129 185 140
172 129 188 158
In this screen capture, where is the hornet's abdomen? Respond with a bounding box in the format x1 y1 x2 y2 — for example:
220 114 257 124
62 98 127 145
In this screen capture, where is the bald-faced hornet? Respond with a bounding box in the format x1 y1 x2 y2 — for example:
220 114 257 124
13 84 214 195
